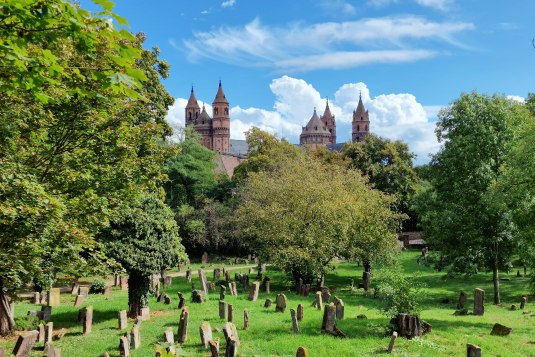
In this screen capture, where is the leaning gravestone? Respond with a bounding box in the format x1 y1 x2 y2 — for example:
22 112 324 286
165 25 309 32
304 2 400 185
321 287 331 303
490 323 512 336
248 282 260 301
230 282 237 296
223 322 240 347
297 304 304 321
12 330 38 357
177 292 186 309
44 322 53 343
457 291 467 310
228 304 234 322
244 309 249 330
119 335 130 357
219 301 227 319
275 293 287 313
74 294 85 307
198 269 209 296
387 331 398 353
199 322 212 348
118 310 128 330
47 288 60 307
467 343 481 357
334 297 344 320
473 288 485 316
321 304 336 334
290 309 300 334
520 296 527 310
314 291 323 310
130 323 140 349
209 339 220 357
177 308 189 344
296 347 309 357
225 336 238 357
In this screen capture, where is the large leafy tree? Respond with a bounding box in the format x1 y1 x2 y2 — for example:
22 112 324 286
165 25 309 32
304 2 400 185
415 92 529 304
98 193 185 317
235 150 400 285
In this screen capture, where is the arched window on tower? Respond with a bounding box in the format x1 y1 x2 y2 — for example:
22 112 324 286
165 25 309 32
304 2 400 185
214 108 219 115
188 112 192 120
357 125 360 131
224 108 228 115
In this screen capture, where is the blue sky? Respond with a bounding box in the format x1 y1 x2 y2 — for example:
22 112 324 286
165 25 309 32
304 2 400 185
86 0 533 164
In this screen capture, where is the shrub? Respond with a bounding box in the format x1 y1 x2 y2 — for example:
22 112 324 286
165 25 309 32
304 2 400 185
377 269 425 318
89 280 106 294
14 315 40 331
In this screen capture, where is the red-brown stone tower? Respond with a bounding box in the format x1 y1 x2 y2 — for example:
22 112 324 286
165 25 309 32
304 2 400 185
321 99 336 145
211 80 230 153
352 93 370 142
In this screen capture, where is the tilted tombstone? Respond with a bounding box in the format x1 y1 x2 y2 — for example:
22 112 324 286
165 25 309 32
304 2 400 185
243 309 249 330
119 335 130 357
209 339 220 357
467 343 481 357
334 297 344 320
177 308 189 344
44 322 53 343
297 304 304 321
198 269 209 296
473 288 485 316
321 287 331 303
78 286 90 297
12 330 38 357
321 304 336 334
74 294 85 307
457 291 467 310
219 300 227 319
290 308 300 334
130 323 140 349
222 322 240 347
118 310 128 330
43 343 61 357
296 347 309 357
275 293 287 313
71 283 79 296
220 285 226 301
387 331 398 353
248 282 260 301
199 322 212 348
314 291 323 310
229 282 237 296
228 304 234 322
177 292 186 309
225 336 238 357
47 288 61 307
82 306 93 334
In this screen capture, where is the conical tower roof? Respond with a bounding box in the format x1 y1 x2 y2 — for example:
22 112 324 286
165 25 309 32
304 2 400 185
213 80 229 104
304 108 329 133
322 99 333 119
355 92 366 116
187 87 200 109
198 104 211 123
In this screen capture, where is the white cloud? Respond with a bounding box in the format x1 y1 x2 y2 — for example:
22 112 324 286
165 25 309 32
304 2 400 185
415 0 452 11
368 0 398 7
165 76 441 165
317 0 357 16
221 0 236 8
507 95 525 104
182 16 473 72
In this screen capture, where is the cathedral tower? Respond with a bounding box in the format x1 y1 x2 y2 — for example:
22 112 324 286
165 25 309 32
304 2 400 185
185 87 200 127
211 80 230 153
320 99 336 144
352 93 370 142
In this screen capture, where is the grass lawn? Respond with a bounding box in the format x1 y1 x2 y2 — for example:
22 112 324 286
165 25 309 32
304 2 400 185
1 251 533 356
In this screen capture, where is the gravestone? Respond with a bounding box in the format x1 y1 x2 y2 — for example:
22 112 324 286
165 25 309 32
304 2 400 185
79 286 89 297
40 292 48 305
199 322 212 348
457 291 467 310
467 343 481 357
186 269 192 283
38 323 45 343
164 327 174 344
71 283 79 295
321 287 331 303
334 297 344 320
223 322 240 347
263 277 270 293
321 304 336 334
44 322 53 343
164 295 171 305
130 323 140 349
264 299 272 308
43 343 61 357
118 310 128 330
244 309 249 330
177 308 189 344
473 288 485 316
520 296 527 310
248 282 260 301
304 284 310 296
140 307 150 321
201 251 209 264
296 347 309 357
177 292 186 309
490 323 512 336
290 308 300 334
387 331 398 353
198 269 209 296
120 276 128 290
225 270 231 282
208 282 216 292
220 285 226 300
114 274 120 287
219 301 227 319
48 288 60 307
74 295 85 307
119 335 130 357
164 276 172 287
275 293 287 313
82 306 93 334
225 336 238 357
228 304 234 322
214 268 221 281
191 290 204 303
209 339 220 357
33 292 40 305
12 330 38 357
297 304 304 321
42 306 52 322
314 291 323 310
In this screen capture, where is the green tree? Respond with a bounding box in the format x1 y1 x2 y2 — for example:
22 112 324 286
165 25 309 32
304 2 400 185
235 153 400 285
98 193 185 317
415 92 529 304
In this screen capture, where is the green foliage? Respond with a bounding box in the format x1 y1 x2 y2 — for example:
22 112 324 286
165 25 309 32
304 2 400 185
14 315 40 332
89 280 106 294
377 269 425 318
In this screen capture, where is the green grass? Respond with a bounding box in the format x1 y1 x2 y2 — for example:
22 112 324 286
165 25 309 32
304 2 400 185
1 251 533 356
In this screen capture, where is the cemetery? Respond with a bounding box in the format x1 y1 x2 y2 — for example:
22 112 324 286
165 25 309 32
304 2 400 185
0 251 532 356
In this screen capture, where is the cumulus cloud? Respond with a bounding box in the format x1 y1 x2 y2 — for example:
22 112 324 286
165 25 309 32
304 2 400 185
415 0 452 11
165 76 441 164
507 95 525 104
221 0 236 8
317 0 357 16
182 16 473 72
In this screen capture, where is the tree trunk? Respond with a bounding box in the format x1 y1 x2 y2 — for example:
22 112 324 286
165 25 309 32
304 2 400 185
127 271 150 318
492 264 500 304
364 260 372 274
0 278 15 336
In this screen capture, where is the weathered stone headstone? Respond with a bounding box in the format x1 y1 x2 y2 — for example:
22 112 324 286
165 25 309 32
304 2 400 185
225 336 238 357
47 288 60 307
163 327 174 344
275 293 287 313
263 277 270 294
164 294 171 305
225 270 231 282
43 343 61 357
228 304 234 322
296 278 303 294
38 323 45 343
191 289 204 303
520 296 527 310
12 330 38 357
176 292 185 309
44 322 53 343
223 322 240 347
177 308 189 344
119 335 130 357
321 287 331 302
457 291 467 310
41 306 52 322
321 304 336 333
198 269 209 296
74 294 85 307
33 292 40 305
140 307 150 321
296 346 309 357
248 282 260 301
82 306 93 334
230 282 237 296
334 297 344 320
164 276 172 287
467 343 481 357
220 285 226 300
186 269 192 283
387 331 398 353
314 291 323 310
213 268 221 281
199 322 212 348
264 299 272 308
130 323 140 349
209 339 220 357
243 309 249 330
290 308 300 334
118 310 127 330
490 323 512 336
78 286 89 297
219 301 227 319
40 291 48 305
114 274 120 287
120 276 128 290
201 251 209 264
71 283 79 295
473 288 485 316
297 304 304 321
